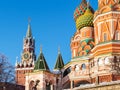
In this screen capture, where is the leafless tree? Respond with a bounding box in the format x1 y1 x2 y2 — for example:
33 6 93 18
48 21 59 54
0 53 15 89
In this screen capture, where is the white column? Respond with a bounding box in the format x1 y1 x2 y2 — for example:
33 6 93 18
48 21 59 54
50 85 53 90
71 81 74 89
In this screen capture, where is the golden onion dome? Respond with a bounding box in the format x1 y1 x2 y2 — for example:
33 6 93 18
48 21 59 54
76 7 94 30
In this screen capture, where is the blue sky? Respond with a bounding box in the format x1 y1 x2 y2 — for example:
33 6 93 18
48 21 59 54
0 0 98 70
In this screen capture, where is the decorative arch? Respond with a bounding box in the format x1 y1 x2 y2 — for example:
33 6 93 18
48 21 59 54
74 34 81 40
99 5 112 14
29 80 40 90
29 80 35 90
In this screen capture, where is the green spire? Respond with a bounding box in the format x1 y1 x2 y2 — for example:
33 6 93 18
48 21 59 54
54 48 64 70
34 48 49 71
26 18 32 38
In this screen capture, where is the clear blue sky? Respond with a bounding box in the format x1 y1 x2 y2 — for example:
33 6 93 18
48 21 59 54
0 0 98 70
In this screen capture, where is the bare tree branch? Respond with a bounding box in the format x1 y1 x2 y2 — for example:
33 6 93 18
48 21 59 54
0 53 15 87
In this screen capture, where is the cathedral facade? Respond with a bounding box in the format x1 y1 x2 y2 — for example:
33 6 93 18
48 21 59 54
15 0 120 90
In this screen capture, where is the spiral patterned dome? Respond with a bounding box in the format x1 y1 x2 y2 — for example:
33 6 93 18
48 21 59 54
76 7 94 30
74 0 94 30
74 0 87 21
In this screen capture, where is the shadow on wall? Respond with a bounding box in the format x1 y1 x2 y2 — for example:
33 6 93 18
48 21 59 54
74 80 90 87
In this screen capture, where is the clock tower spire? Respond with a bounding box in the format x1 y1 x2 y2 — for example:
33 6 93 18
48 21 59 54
22 22 36 63
15 21 36 86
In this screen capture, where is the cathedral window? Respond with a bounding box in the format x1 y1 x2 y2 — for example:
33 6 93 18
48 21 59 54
105 57 110 65
75 65 79 71
98 58 103 66
104 33 107 41
81 64 86 70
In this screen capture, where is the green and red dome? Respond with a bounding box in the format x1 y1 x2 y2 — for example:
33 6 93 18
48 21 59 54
74 0 94 30
76 8 94 30
74 0 87 21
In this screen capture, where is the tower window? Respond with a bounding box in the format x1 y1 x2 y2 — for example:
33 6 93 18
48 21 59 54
104 33 107 41
26 39 28 44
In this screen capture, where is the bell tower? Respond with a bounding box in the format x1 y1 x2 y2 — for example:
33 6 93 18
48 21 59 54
15 22 36 86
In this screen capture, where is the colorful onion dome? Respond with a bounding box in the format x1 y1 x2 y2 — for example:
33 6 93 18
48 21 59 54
74 0 87 21
76 7 94 30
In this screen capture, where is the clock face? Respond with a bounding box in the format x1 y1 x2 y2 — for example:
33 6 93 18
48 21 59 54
23 52 30 60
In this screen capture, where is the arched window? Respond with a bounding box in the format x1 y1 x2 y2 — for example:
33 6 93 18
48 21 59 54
29 80 35 90
115 31 120 40
30 38 32 45
46 82 51 90
75 65 79 71
98 58 103 66
81 64 86 70
26 39 28 44
46 80 52 90
105 57 110 65
104 33 107 41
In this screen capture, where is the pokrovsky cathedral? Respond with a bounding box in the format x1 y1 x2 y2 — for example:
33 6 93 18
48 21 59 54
15 0 120 90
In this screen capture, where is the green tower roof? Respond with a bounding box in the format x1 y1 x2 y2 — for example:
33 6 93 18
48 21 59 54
26 24 32 38
34 50 49 71
54 51 64 70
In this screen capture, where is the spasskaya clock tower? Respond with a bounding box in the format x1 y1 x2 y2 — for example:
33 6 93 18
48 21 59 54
15 22 36 86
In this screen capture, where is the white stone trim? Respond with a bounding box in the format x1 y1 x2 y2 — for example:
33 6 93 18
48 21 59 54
15 67 34 70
